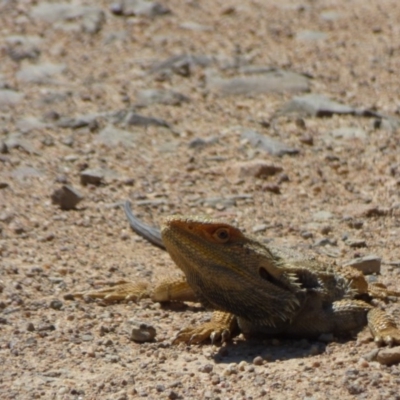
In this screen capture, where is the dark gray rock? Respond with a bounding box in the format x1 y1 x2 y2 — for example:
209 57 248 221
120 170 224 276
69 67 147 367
80 169 104 186
125 112 170 128
49 299 63 310
51 185 84 210
344 255 381 274
188 136 217 148
114 0 170 17
241 129 299 156
207 69 310 96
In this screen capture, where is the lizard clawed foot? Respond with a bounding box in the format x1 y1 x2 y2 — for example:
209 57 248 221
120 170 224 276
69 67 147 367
75 281 149 302
173 322 232 345
374 327 400 347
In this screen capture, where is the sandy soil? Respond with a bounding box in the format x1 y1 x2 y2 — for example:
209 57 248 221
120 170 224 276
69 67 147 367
1 0 400 399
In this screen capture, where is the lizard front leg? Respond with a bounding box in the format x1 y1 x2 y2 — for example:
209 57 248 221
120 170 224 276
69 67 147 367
74 276 197 303
367 307 400 346
174 310 237 344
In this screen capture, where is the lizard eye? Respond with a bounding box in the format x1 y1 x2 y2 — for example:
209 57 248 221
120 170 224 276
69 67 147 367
213 227 230 243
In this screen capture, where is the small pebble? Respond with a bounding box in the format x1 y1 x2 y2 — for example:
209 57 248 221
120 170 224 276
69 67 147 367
253 356 264 365
128 321 156 342
49 299 63 310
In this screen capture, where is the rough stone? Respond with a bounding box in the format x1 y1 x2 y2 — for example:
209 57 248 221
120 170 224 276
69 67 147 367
376 348 400 365
344 255 381 275
241 129 299 156
227 160 283 180
5 35 42 61
51 185 84 210
127 320 156 342
115 0 171 17
125 112 170 128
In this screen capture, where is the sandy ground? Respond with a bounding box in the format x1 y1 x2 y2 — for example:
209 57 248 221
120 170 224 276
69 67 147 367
1 0 400 399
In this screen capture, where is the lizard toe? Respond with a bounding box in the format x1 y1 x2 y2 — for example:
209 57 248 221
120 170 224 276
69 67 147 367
77 281 149 302
173 322 232 344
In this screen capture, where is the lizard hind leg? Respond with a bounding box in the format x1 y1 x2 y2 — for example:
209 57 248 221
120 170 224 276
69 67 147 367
367 307 400 347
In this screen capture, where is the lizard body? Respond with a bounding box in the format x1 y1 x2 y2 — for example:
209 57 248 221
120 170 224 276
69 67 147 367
79 201 400 346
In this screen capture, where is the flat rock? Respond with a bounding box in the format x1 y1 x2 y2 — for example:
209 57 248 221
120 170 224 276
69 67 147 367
280 94 355 117
376 348 400 365
136 89 190 106
208 69 310 96
227 160 283 181
345 238 367 248
57 114 98 129
0 89 24 107
31 3 105 34
150 54 213 76
114 0 170 17
241 129 299 156
16 63 66 84
51 185 84 210
96 125 139 147
344 255 381 274
125 112 170 128
80 169 104 186
80 168 125 185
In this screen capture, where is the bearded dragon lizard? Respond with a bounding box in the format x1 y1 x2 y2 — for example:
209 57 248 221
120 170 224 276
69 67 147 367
78 201 400 346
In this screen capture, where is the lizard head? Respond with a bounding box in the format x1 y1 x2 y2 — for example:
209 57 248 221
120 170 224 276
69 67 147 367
161 216 303 325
